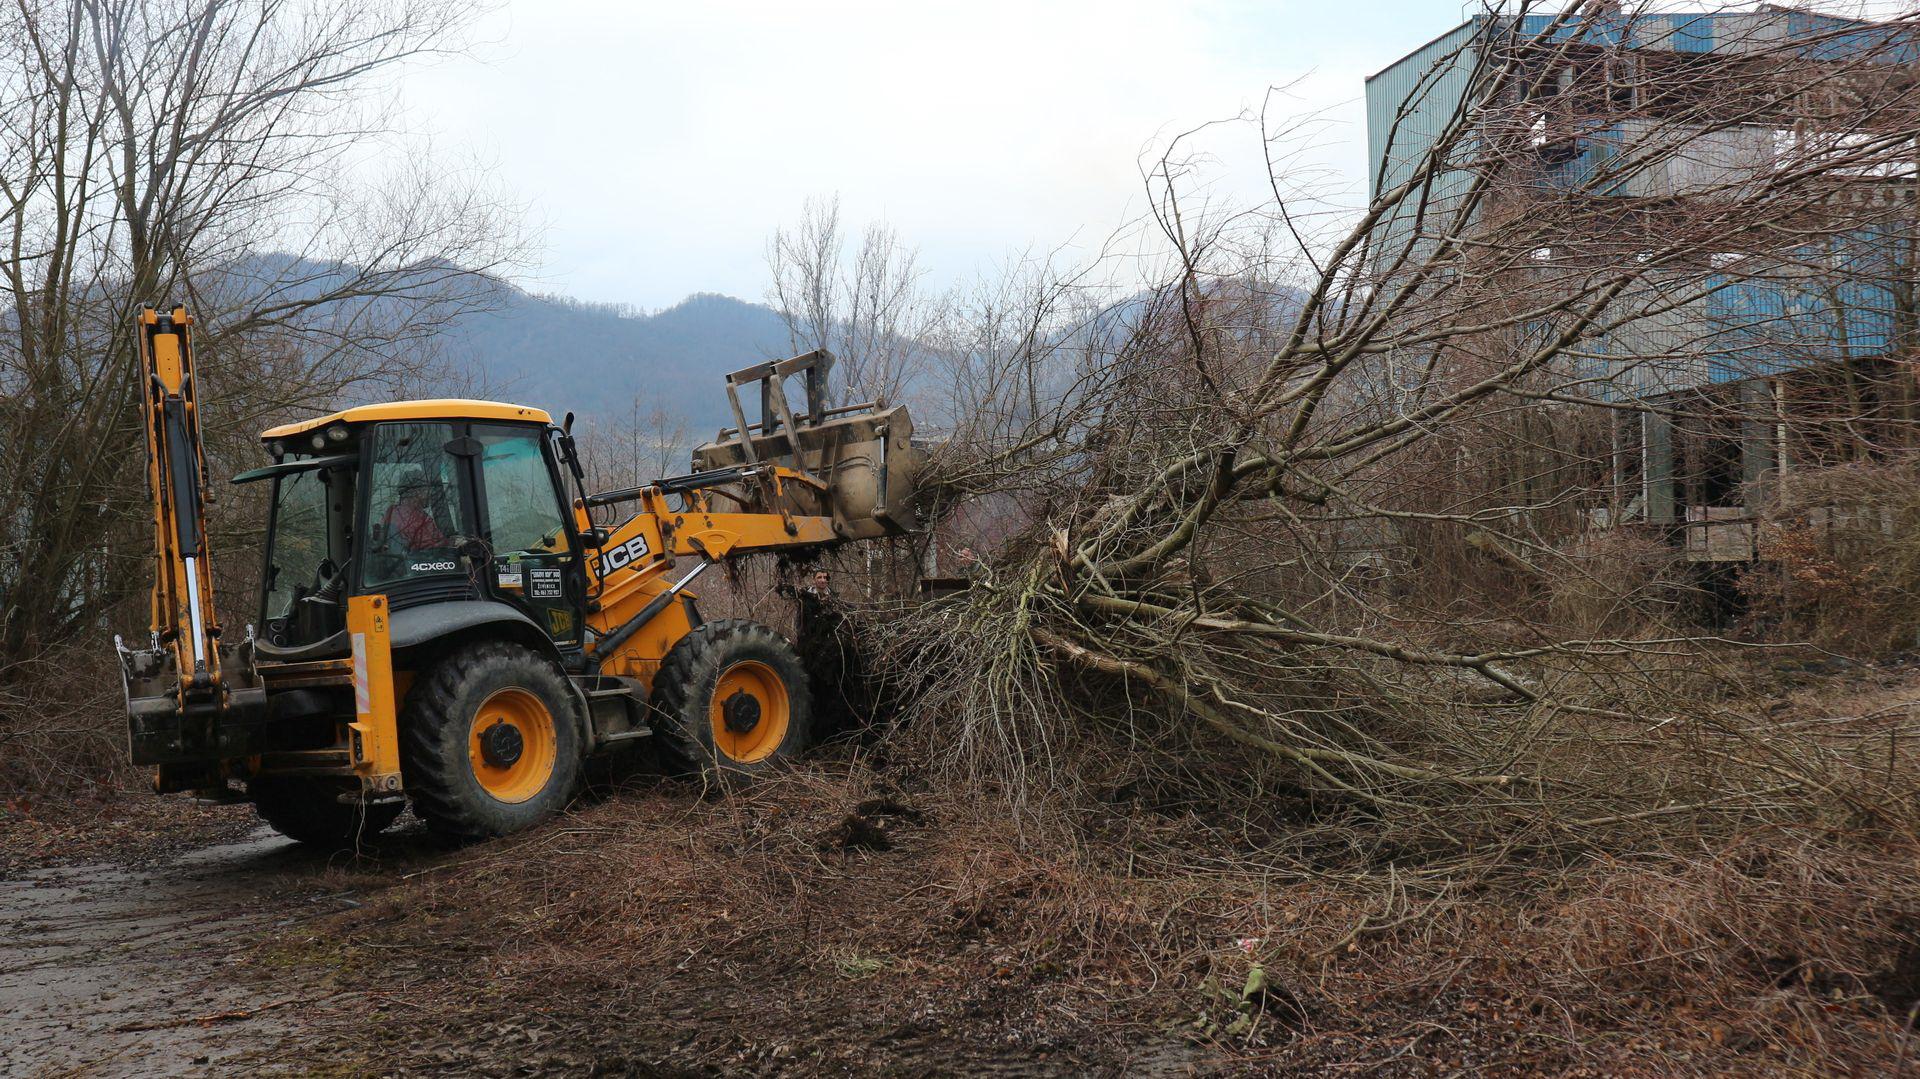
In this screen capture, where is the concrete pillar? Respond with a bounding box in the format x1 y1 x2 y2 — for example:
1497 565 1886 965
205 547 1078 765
1740 379 1777 504
1610 409 1627 521
1643 406 1675 523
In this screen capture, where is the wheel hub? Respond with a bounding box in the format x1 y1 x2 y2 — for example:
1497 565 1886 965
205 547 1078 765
721 689 762 734
479 720 525 767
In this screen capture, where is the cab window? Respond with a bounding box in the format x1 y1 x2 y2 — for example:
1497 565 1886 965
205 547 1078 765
262 465 330 623
476 425 568 555
363 422 467 586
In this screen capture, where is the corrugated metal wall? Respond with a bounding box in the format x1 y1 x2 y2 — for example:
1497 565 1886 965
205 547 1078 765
1363 9 1912 399
1363 20 1482 279
1589 234 1903 399
1365 19 1479 200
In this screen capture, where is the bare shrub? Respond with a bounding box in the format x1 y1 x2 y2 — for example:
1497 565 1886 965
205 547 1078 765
0 647 123 798
1744 459 1920 655
1546 529 1690 637
0 0 521 794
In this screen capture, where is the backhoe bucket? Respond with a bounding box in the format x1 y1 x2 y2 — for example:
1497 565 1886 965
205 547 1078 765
690 351 923 540
119 637 268 776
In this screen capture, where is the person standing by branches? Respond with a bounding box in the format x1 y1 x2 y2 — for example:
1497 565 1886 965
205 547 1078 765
793 568 865 739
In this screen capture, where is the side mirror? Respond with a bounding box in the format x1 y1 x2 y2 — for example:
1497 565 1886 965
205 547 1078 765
582 526 611 549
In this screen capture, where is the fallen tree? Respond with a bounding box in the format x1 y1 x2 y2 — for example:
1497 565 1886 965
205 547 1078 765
864 2 1920 855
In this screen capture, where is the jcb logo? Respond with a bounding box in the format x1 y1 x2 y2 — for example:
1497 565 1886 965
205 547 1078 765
595 535 650 577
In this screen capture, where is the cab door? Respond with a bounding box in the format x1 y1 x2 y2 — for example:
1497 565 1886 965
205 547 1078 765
359 421 475 610
470 423 584 649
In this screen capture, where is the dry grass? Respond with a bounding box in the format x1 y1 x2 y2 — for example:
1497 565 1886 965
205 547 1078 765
280 715 1920 1075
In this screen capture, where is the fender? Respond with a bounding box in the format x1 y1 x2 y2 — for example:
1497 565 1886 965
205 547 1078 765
389 599 555 653
387 600 591 740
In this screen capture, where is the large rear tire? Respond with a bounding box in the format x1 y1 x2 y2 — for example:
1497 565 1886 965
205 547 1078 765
399 641 584 844
650 619 813 780
250 775 402 851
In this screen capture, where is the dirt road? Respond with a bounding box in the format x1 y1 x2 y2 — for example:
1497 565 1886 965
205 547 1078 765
0 823 362 1078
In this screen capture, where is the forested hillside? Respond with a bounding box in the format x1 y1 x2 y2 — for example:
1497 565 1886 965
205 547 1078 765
440 287 795 437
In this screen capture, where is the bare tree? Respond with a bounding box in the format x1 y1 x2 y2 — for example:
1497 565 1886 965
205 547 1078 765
576 398 689 494
766 194 943 407
0 0 522 786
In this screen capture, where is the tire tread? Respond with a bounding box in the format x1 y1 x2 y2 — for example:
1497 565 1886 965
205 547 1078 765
649 619 812 778
399 641 582 843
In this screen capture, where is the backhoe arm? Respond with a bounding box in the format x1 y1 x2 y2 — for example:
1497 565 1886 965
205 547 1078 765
120 306 265 786
136 306 223 688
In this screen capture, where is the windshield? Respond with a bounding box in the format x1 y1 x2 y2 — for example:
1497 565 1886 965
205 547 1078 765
262 465 334 626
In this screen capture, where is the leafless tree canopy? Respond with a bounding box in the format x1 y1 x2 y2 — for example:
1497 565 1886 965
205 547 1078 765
767 194 943 407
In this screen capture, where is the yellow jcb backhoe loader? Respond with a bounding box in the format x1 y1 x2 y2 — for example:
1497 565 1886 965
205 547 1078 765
118 306 919 846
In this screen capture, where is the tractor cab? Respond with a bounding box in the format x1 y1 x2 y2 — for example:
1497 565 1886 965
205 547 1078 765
240 401 585 660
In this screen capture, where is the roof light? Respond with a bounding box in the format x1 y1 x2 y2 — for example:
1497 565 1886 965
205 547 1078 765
326 425 349 443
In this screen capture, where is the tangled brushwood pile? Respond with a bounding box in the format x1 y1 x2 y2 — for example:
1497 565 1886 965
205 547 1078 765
874 263 1920 868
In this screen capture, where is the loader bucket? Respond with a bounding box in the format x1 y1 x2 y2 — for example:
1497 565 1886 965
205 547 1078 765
690 351 924 540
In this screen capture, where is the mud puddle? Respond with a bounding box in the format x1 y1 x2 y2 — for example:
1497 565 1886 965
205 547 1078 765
1 826 368 1077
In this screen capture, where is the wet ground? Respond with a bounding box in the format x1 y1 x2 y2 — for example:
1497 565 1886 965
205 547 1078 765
0 824 368 1077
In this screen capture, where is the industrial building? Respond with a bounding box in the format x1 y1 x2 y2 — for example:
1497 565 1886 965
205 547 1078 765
1364 5 1917 562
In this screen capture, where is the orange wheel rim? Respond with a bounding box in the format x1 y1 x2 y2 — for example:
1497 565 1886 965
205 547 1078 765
709 660 791 764
468 687 558 803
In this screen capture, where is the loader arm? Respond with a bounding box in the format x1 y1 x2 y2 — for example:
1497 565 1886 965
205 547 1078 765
574 350 924 682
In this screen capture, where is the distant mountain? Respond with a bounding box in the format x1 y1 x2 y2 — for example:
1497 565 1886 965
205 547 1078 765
195 254 797 440
440 286 797 438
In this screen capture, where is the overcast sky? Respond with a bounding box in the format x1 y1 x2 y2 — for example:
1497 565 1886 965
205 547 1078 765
388 1 1490 309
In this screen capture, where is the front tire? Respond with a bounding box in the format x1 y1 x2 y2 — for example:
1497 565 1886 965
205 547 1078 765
650 619 813 780
399 641 584 843
250 775 402 851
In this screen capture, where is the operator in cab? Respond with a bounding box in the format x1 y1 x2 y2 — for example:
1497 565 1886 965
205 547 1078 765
384 481 449 551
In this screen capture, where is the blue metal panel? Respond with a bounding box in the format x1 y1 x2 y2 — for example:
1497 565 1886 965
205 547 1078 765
1702 267 1898 381
1659 14 1715 53
1583 229 1903 399
1512 9 1908 60
1519 12 1630 47
1788 10 1919 64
